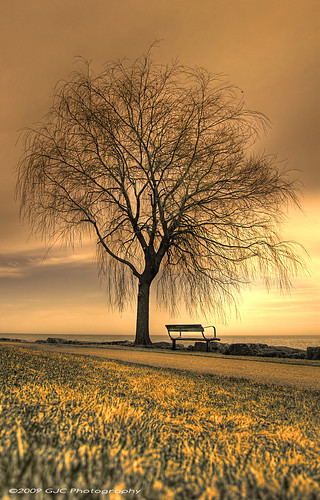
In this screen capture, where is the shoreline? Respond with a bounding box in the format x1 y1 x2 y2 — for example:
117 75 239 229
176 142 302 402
1 335 320 361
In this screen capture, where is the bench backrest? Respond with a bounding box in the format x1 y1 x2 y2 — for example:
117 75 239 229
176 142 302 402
165 324 203 332
165 324 217 340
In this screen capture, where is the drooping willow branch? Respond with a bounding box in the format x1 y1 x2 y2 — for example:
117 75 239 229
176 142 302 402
16 48 306 319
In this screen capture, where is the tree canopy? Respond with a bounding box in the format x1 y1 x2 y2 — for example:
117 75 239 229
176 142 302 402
16 50 305 344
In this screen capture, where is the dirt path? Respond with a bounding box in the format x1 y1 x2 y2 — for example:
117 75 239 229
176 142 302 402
8 342 320 391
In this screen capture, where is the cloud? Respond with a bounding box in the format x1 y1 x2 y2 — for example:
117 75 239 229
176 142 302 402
0 245 95 279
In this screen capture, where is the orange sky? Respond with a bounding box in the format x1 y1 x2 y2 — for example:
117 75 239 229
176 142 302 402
0 0 319 337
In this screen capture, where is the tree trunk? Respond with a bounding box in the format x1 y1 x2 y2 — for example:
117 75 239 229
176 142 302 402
135 280 152 345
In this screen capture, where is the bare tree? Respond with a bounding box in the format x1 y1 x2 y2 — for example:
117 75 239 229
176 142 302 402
16 49 305 345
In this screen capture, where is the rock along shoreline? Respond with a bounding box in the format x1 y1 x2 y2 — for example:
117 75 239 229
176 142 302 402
1 336 320 360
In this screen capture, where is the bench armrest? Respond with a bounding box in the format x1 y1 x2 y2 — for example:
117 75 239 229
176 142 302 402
203 325 217 338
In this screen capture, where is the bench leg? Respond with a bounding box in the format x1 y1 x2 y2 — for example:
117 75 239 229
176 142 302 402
172 339 176 350
206 341 209 352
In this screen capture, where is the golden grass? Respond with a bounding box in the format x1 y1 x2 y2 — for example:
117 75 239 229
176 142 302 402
0 345 320 500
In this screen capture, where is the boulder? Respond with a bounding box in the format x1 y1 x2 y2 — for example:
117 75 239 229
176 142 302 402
110 340 134 346
307 347 320 360
226 343 268 356
0 337 22 342
175 344 187 350
92 341 112 345
210 342 230 355
224 343 306 359
188 341 229 353
191 342 208 352
152 342 172 349
259 346 306 359
188 342 229 354
46 337 63 344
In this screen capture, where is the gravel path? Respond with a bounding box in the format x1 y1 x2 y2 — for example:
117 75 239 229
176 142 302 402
8 342 320 391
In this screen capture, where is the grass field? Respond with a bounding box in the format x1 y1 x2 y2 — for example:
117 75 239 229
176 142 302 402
0 345 320 500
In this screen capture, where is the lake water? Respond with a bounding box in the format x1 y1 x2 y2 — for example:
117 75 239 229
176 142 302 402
1 333 320 350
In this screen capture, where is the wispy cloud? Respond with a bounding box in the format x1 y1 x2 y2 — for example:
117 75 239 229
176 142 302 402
0 246 95 279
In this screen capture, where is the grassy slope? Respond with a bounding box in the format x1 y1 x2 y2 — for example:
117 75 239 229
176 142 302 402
0 345 320 500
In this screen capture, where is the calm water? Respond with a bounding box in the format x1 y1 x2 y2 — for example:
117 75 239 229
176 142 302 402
1 333 320 350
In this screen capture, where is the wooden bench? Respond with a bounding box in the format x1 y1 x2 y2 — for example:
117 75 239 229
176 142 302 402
165 324 220 352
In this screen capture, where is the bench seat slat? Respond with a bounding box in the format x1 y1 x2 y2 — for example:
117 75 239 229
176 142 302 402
169 337 221 341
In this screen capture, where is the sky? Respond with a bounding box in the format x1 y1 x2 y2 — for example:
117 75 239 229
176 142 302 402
0 0 319 338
